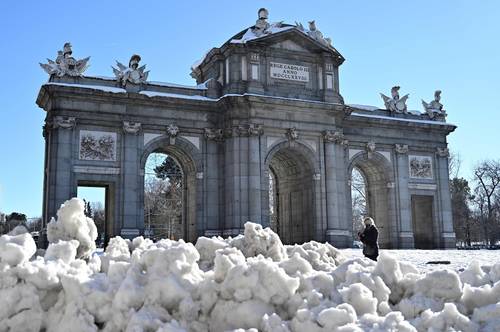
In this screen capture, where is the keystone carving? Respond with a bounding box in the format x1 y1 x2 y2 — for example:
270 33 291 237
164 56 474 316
366 141 376 153
40 42 90 77
395 144 409 154
286 127 299 141
123 121 141 135
166 124 179 144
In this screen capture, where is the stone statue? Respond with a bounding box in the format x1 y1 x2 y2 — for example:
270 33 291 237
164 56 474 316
40 42 90 77
294 20 333 47
422 90 446 119
112 54 149 86
254 8 270 32
380 86 409 114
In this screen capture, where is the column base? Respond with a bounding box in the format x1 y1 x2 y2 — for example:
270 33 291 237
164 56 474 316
204 229 223 237
441 232 456 249
120 228 140 240
326 229 352 248
399 232 415 249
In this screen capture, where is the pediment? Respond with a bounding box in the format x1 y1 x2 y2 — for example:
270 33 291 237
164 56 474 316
245 28 344 63
270 39 309 52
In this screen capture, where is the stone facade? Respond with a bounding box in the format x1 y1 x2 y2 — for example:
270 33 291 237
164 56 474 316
37 11 456 248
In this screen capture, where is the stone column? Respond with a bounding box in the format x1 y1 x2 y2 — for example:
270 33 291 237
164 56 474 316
436 147 455 248
204 128 223 235
45 117 75 239
394 144 414 248
324 131 351 247
121 121 141 238
223 127 241 236
247 124 263 223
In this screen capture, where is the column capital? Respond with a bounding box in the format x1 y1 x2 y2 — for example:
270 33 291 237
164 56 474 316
394 144 409 154
323 130 347 145
123 121 141 135
204 128 224 141
53 116 76 130
436 147 450 158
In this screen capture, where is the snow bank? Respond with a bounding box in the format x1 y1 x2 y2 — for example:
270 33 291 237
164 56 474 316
1 205 499 331
47 198 98 259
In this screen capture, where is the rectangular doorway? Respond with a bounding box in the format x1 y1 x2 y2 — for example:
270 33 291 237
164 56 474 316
411 195 435 249
77 185 109 248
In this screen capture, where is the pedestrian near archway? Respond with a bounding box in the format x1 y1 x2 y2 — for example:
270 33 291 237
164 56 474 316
359 217 379 261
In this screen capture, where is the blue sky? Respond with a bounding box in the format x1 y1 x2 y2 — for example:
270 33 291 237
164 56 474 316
1 1 499 217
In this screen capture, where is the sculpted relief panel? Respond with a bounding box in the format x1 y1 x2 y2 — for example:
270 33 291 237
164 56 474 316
79 130 117 161
409 155 433 179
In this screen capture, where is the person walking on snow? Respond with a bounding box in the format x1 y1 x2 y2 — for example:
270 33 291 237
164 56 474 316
358 217 379 261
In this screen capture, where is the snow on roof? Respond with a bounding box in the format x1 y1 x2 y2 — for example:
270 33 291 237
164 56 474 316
44 82 126 93
148 81 207 90
191 49 212 71
139 90 214 101
351 112 455 126
230 24 294 44
347 104 379 111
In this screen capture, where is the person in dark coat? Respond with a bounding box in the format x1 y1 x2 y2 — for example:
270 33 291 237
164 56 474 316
358 217 379 261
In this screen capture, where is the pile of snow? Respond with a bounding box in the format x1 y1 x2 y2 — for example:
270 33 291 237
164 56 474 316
1 200 500 331
46 197 98 258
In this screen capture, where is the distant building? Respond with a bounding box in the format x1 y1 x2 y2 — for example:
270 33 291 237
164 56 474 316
36 9 455 248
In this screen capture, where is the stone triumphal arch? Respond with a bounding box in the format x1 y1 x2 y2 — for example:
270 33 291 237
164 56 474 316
37 9 456 248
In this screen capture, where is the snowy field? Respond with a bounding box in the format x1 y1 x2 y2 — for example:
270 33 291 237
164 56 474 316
1 198 500 332
341 249 500 274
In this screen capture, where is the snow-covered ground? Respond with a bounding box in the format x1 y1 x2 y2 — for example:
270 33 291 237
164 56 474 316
342 249 500 274
0 198 499 331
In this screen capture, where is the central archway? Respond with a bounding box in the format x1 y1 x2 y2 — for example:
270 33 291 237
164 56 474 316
140 137 201 242
266 142 317 244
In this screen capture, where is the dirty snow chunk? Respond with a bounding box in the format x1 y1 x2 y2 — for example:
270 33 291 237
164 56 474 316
209 299 274 332
317 303 357 328
340 283 378 315
195 236 229 270
286 241 345 272
414 269 463 301
47 198 98 258
461 281 500 313
460 260 489 287
231 222 287 261
358 311 416 332
44 240 79 263
413 302 479 332
261 313 290 332
219 255 300 305
0 232 36 266
472 302 500 331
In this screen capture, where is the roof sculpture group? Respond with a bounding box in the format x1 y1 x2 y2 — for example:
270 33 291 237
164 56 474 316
38 8 447 120
380 86 446 119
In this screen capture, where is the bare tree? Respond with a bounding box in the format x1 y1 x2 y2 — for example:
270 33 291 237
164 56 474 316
473 160 500 245
449 151 462 179
351 167 368 234
144 153 183 240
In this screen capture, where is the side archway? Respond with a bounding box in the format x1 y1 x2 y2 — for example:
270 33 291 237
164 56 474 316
348 151 395 248
140 136 202 242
